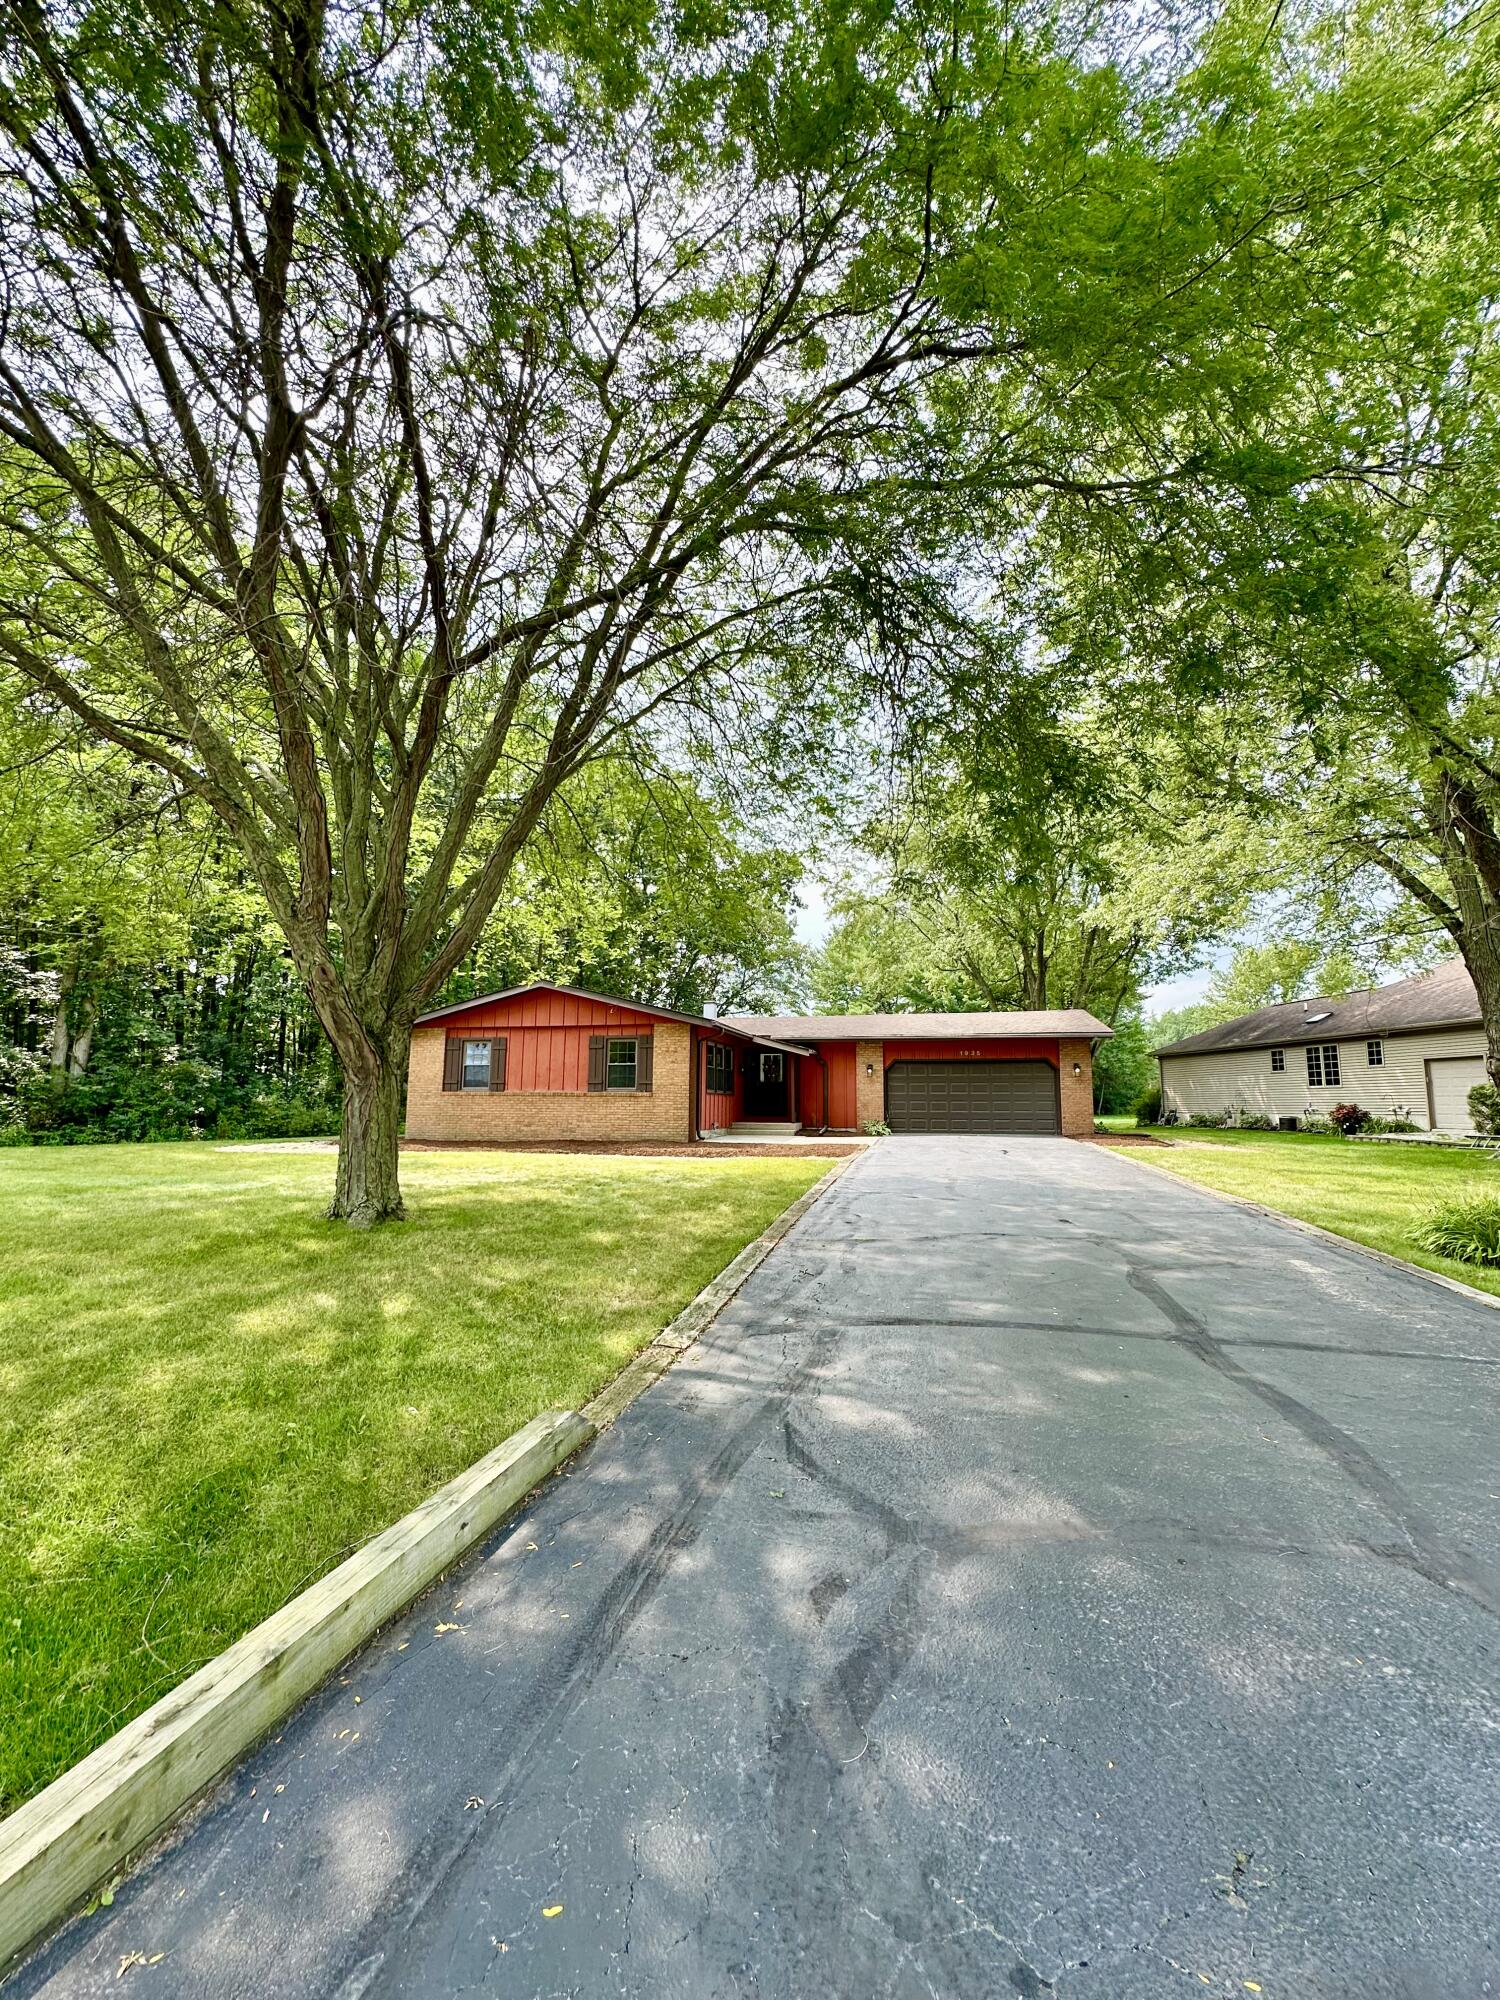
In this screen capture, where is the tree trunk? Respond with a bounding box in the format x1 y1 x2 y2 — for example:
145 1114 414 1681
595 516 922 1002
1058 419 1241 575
67 1007 96 1077
1429 772 1500 1096
330 1040 408 1225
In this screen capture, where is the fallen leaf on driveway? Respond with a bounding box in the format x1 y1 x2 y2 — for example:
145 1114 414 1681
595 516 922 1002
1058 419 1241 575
434 1622 462 1634
542 1905 563 1919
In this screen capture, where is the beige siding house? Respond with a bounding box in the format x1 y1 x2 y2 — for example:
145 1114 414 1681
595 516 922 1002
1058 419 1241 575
1155 960 1489 1133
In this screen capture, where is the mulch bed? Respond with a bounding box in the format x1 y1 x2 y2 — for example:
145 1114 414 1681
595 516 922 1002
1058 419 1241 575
1082 1132 1172 1149
400 1139 864 1159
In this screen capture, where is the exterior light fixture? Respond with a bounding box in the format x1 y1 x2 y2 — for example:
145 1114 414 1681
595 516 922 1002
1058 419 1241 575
1072 1061 1083 1077
865 1061 875 1075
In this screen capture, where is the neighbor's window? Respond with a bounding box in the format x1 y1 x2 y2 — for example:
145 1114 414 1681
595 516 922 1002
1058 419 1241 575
1306 1042 1341 1088
1270 1049 1285 1072
606 1037 638 1090
1367 1039 1383 1066
705 1043 734 1094
461 1038 492 1089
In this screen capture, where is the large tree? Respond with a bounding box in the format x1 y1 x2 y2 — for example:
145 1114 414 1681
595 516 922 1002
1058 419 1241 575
0 0 1470 1216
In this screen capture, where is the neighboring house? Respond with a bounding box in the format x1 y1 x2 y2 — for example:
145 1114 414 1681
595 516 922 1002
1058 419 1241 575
404 983 1112 1142
1155 959 1490 1132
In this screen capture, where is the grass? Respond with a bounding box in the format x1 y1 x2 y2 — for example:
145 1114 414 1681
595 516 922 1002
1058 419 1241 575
0 1141 829 1813
1100 1123 1500 1296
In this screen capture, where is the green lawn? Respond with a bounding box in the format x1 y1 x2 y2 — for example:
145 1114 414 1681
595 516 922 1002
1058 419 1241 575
0 1142 829 1813
1102 1125 1500 1296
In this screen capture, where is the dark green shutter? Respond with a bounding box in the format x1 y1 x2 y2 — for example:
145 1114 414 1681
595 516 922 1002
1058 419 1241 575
588 1035 606 1091
489 1037 507 1092
443 1037 463 1090
636 1035 653 1092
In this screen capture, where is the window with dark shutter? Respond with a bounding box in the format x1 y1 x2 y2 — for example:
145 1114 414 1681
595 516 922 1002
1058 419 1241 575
460 1038 492 1089
489 1037 508 1091
588 1035 607 1091
606 1036 638 1090
443 1037 464 1090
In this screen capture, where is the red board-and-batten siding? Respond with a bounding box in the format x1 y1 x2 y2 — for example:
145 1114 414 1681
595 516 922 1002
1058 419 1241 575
430 989 663 1093
799 1038 1061 1130
696 1027 746 1132
881 1037 1059 1066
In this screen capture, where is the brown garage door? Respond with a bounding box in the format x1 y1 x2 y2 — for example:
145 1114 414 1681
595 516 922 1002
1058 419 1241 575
885 1059 1059 1134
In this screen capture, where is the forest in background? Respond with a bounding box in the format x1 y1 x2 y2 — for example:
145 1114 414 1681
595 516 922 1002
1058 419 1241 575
1 0 1495 1183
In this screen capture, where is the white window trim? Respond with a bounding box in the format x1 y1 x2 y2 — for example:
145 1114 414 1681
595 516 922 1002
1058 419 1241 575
460 1037 492 1090
1305 1042 1342 1089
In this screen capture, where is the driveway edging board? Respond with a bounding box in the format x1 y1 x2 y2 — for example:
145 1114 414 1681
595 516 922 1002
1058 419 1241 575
1098 1140 1500 1310
0 1154 858 1977
0 1408 593 1975
581 1148 863 1428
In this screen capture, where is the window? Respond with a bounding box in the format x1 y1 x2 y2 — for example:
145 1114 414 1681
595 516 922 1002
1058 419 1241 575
588 1032 652 1092
1306 1042 1341 1089
705 1043 735 1095
1270 1049 1285 1072
443 1035 505 1092
758 1051 784 1084
1367 1039 1383 1067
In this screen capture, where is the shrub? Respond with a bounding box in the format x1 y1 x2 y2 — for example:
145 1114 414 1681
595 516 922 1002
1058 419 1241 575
1330 1102 1370 1136
1467 1082 1500 1136
862 1118 891 1137
1300 1115 1336 1135
1362 1115 1419 1134
1234 1110 1274 1130
1186 1107 1230 1128
1416 1192 1500 1267
1132 1086 1162 1126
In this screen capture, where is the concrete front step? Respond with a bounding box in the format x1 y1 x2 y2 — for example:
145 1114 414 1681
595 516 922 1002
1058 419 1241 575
721 1121 801 1137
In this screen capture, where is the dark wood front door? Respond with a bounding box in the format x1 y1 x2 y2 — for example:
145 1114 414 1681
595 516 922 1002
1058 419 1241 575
743 1049 789 1118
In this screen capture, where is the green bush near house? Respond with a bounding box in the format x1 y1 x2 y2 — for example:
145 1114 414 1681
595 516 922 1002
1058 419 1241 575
1415 1191 1500 1267
1468 1083 1500 1137
1131 1086 1162 1125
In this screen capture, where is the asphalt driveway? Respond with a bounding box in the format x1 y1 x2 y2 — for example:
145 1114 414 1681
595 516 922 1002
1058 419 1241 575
15 1138 1500 1998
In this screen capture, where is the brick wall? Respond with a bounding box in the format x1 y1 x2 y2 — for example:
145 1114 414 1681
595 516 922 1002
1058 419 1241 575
405 1021 693 1143
1058 1037 1095 1137
854 1041 885 1129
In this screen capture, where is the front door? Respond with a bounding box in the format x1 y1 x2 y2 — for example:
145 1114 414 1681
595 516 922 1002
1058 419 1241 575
743 1049 789 1118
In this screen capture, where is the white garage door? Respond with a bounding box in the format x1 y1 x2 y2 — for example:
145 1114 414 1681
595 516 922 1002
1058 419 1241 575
1426 1056 1487 1132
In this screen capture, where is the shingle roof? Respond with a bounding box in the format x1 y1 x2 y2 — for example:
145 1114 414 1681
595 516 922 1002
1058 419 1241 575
1153 958 1478 1058
726 1008 1114 1042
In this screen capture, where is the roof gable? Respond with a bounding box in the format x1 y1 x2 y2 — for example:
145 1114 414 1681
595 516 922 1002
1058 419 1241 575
413 981 758 1035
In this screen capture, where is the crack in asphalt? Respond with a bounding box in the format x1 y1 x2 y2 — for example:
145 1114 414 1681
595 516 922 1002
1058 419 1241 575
328 1319 851 1999
1126 1264 1500 1620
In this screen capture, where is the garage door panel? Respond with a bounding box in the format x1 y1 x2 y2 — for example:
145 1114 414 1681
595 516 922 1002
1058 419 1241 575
1427 1056 1486 1132
885 1059 1059 1134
